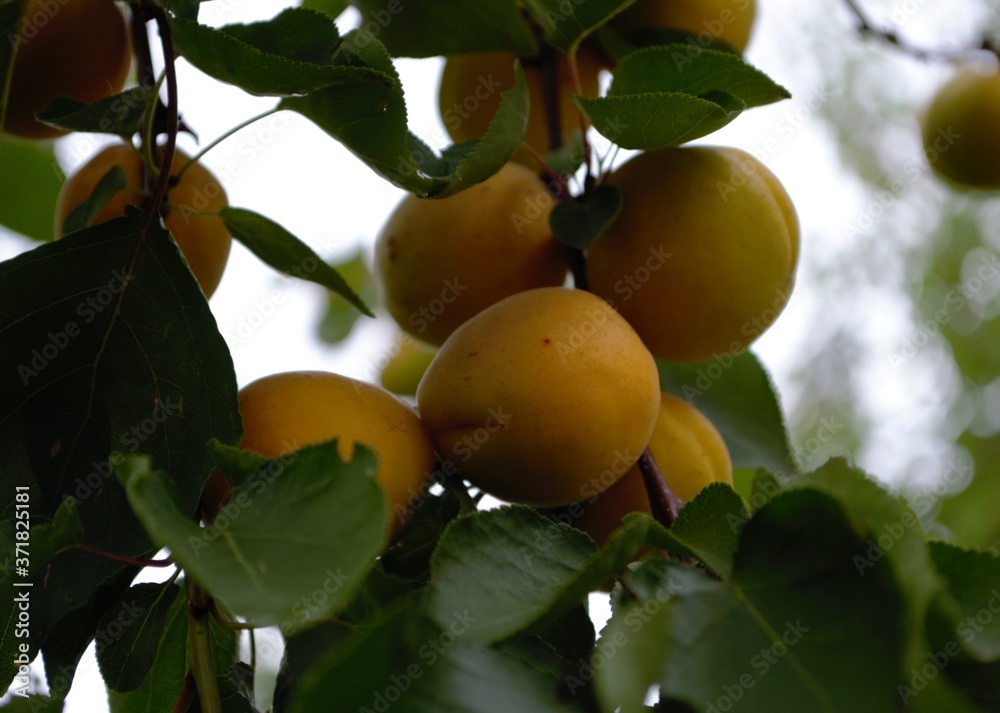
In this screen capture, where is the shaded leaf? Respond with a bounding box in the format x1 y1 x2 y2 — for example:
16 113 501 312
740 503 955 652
0 136 62 242
550 185 622 249
36 88 152 137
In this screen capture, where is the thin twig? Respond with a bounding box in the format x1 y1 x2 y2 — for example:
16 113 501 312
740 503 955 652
842 0 1000 62
78 543 173 568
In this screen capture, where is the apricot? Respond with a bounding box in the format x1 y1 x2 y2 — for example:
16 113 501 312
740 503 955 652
922 69 1000 189
374 162 568 346
611 0 757 53
4 0 130 139
416 287 660 507
438 50 601 163
237 371 435 540
569 393 732 546
586 146 799 362
55 142 232 298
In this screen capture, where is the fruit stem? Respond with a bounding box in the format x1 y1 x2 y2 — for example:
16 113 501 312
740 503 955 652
77 543 174 568
144 6 180 227
566 247 589 291
637 448 684 528
211 601 257 631
187 580 223 713
566 49 593 182
175 106 282 183
129 4 158 193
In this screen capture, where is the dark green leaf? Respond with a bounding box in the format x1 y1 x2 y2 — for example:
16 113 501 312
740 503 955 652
219 207 373 316
302 0 349 19
170 10 393 96
289 602 581 713
550 185 622 249
108 589 189 713
521 0 637 52
116 444 388 630
346 0 537 57
657 353 796 478
283 35 528 197
61 166 126 235
35 88 153 137
0 214 239 683
0 136 62 242
206 439 268 489
928 542 1000 662
425 506 702 645
539 131 586 176
599 489 912 713
27 497 84 566
96 583 181 693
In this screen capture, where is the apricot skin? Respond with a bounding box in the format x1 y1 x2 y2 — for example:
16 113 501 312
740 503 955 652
611 0 756 53
237 371 435 540
55 143 232 298
586 146 799 362
438 51 601 163
922 70 1000 190
375 162 568 346
416 287 661 508
4 0 131 139
570 393 732 546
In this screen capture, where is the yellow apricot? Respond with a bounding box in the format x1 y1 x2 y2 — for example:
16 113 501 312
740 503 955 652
569 393 732 546
416 287 660 507
237 371 435 540
611 0 756 53
375 162 568 346
438 50 601 164
55 143 232 298
587 146 799 362
922 69 1000 189
4 0 130 139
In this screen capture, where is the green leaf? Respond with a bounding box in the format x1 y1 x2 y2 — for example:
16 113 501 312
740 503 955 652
108 589 189 713
550 185 622 249
288 602 580 712
316 249 376 345
170 9 393 96
657 353 796 477
0 214 239 682
95 583 180 693
346 0 537 57
25 498 84 567
521 0 637 52
35 88 153 137
577 47 789 149
928 542 1000 662
116 444 388 630
0 136 62 242
608 45 790 107
790 460 944 669
426 506 688 645
598 488 914 713
649 483 749 579
61 166 126 235
302 0 349 18
283 35 529 197
206 439 268 489
219 207 373 316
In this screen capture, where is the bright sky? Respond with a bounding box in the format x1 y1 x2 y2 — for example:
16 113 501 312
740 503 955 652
1 0 989 708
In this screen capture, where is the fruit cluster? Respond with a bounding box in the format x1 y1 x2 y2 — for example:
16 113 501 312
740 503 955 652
232 0 797 545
